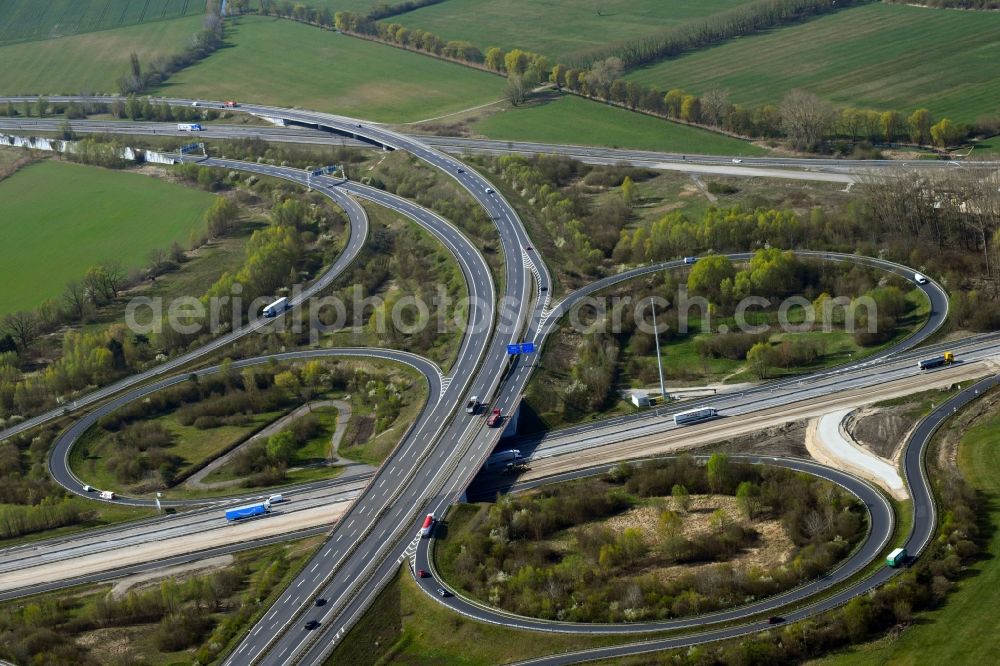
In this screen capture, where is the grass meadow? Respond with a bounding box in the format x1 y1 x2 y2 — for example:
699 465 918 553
390 0 747 64
160 16 505 123
0 13 204 95
473 93 768 155
0 0 204 45
0 160 216 315
626 3 1000 123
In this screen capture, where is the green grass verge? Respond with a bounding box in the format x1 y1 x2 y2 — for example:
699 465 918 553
473 93 767 155
0 14 204 94
0 0 205 46
159 16 504 123
328 562 620 666
816 391 1000 665
625 3 1000 124
390 0 746 64
0 159 216 316
972 136 999 155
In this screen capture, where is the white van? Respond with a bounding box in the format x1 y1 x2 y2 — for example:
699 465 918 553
268 494 285 504
914 273 929 285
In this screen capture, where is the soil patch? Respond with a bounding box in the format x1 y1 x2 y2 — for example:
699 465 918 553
692 420 808 458
845 405 914 459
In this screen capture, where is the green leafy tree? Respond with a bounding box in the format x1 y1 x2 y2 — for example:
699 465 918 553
620 176 637 208
686 255 736 303
485 47 505 72
671 483 690 512
680 95 701 123
735 481 761 521
930 118 961 148
908 108 933 144
266 430 295 464
706 453 729 494
746 341 770 379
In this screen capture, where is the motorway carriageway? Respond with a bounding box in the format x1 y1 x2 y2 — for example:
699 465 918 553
3 117 998 181
507 374 1000 665
2 332 994 601
0 97 986 664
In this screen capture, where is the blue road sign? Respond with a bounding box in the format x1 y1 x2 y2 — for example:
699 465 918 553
520 342 536 354
507 344 520 355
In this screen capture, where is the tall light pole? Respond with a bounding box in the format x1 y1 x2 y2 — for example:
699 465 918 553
651 298 667 403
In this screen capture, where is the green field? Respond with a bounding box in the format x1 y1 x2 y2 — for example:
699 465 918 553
973 136 999 154
0 0 205 45
473 94 767 155
817 392 1000 665
297 0 385 13
0 14 204 94
0 160 215 315
391 0 747 64
626 3 1000 123
160 16 504 123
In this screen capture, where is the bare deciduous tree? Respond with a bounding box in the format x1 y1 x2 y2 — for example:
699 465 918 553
779 89 836 151
2 311 39 350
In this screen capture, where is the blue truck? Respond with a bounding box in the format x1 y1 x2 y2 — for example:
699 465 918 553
225 501 271 522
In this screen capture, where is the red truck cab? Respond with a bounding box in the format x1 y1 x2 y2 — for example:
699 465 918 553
224 100 238 108
487 408 502 427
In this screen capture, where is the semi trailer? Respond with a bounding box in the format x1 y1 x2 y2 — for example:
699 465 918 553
225 501 271 522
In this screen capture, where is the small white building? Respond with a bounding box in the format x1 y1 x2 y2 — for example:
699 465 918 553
631 391 651 408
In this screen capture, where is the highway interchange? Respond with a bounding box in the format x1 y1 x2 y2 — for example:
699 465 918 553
0 95 999 665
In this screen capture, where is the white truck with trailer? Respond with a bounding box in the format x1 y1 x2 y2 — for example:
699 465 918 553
484 449 522 469
673 407 719 426
177 123 203 132
262 297 289 318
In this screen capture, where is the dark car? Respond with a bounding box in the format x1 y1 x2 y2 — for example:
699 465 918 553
457 167 465 173
417 569 430 578
315 598 327 607
436 587 450 597
767 616 784 625
304 620 321 630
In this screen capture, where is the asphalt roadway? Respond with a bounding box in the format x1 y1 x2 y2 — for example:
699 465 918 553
0 96 989 665
504 373 1000 666
3 116 998 181
414 454 893 635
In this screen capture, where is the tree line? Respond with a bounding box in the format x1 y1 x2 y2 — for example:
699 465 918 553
888 0 1000 6
335 10 486 65
572 0 858 69
117 11 224 95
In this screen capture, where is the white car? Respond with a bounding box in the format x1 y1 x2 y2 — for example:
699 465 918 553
485 187 494 194
914 273 929 284
731 158 743 164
